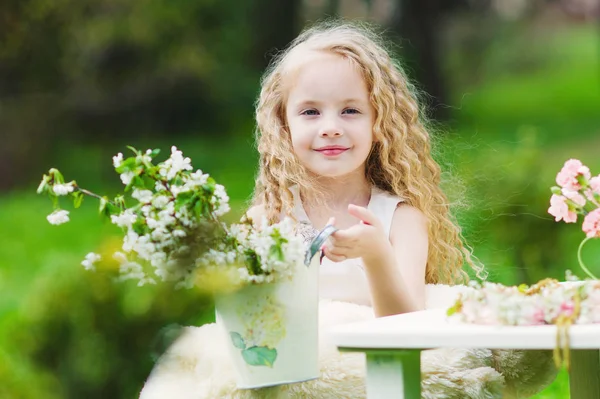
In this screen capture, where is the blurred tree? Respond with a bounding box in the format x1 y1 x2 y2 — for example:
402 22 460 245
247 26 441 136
388 0 471 120
327 0 341 16
250 0 302 70
0 0 258 191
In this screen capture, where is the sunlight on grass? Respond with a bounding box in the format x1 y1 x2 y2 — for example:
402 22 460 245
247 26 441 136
531 369 569 398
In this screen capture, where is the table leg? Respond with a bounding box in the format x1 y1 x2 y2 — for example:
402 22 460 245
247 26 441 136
569 349 600 399
365 350 421 399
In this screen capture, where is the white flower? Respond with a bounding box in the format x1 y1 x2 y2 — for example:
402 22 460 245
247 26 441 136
138 277 157 287
140 205 152 216
47 209 70 225
136 151 152 165
146 217 160 229
113 152 124 168
151 228 169 241
157 205 176 227
212 184 230 216
110 209 138 228
52 183 75 196
113 251 128 263
120 171 135 186
132 189 153 203
152 195 169 208
233 217 305 284
155 181 167 192
150 251 167 267
161 146 193 180
118 260 146 281
81 252 101 271
170 185 182 197
122 230 140 253
173 229 186 238
188 170 208 185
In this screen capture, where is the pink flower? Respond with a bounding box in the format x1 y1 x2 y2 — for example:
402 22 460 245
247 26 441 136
530 307 546 325
562 189 587 207
590 175 600 195
560 301 575 317
548 194 577 223
556 159 591 191
582 209 600 238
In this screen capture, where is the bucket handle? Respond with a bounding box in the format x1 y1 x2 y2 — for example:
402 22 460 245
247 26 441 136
304 224 338 266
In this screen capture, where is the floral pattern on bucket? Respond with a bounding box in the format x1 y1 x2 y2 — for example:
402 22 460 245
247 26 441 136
229 294 286 368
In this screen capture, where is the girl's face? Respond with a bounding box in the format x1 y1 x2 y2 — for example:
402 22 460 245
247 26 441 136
285 53 374 179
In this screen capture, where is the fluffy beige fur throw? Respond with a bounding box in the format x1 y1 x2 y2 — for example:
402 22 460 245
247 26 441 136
139 284 557 399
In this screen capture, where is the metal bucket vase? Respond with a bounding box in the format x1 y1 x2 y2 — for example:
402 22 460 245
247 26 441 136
215 253 320 389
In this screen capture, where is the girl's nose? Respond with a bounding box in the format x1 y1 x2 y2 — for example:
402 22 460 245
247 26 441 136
318 118 344 138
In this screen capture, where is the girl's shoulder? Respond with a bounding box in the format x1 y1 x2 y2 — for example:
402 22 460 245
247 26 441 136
389 203 428 241
244 204 268 226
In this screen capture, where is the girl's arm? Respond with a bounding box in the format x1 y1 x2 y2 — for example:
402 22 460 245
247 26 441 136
323 204 428 317
362 204 428 317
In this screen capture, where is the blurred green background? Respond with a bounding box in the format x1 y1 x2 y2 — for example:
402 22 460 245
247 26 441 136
1 0 599 397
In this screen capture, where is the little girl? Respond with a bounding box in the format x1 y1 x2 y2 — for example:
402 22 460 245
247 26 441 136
140 21 552 399
249 20 483 317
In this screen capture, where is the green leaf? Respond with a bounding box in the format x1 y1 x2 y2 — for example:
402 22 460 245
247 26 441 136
141 174 155 190
126 145 141 156
37 174 50 194
446 304 457 316
114 195 127 210
446 297 462 316
194 197 209 217
230 332 246 349
99 197 109 213
100 200 121 219
241 346 277 367
202 183 215 196
115 158 137 174
269 245 284 261
73 191 84 208
245 250 262 276
150 148 161 158
130 174 143 188
132 219 147 236
518 284 528 293
49 168 65 184
175 191 194 211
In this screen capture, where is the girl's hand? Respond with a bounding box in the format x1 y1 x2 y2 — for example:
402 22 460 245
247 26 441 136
321 204 390 264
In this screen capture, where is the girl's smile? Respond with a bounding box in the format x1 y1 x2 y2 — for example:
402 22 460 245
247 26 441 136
314 145 350 157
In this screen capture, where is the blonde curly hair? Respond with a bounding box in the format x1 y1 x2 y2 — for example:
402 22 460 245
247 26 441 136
252 20 484 285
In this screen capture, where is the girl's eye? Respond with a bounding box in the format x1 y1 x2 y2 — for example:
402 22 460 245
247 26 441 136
301 109 319 116
342 108 360 115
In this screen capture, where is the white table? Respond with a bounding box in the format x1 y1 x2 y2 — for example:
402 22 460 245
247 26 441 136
330 308 600 398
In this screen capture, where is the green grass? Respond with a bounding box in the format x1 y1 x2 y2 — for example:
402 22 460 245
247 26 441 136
531 369 569 398
451 24 600 146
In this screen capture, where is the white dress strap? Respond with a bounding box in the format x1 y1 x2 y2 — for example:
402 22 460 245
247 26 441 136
367 187 404 240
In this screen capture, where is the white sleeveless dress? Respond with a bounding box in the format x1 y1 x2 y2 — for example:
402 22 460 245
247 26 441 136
289 184 404 307
138 186 556 398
